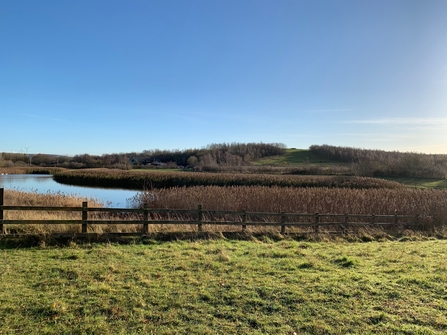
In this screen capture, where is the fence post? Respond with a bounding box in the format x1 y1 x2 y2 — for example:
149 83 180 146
343 213 349 234
371 214 375 226
198 205 203 232
242 210 247 232
314 212 319 233
431 215 436 233
82 201 88 233
0 188 4 234
281 212 286 234
143 202 149 235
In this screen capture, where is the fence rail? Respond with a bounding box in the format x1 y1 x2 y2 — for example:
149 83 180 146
0 188 436 236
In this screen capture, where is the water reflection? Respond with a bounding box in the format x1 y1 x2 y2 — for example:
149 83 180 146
0 174 138 208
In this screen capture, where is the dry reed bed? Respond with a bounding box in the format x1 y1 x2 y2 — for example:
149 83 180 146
133 186 447 225
2 190 107 234
53 168 404 189
3 186 447 235
134 186 446 214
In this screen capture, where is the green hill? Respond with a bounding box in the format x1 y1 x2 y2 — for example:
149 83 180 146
254 149 332 165
254 149 447 190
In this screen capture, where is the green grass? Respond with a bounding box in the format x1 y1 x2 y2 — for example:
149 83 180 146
381 177 447 189
254 149 330 165
2 238 447 334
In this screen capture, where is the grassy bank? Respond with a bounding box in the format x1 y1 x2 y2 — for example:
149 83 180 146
382 177 447 189
1 239 447 334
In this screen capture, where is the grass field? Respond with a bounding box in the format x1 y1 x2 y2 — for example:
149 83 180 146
382 177 447 189
254 149 331 165
1 238 447 334
254 150 447 190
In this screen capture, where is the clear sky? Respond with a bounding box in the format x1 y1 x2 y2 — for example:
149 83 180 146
1 0 446 156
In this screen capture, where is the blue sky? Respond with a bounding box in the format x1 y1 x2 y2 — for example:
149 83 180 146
1 0 446 155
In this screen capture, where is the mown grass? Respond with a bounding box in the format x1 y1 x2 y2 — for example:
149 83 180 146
1 239 447 334
254 149 334 165
382 177 447 190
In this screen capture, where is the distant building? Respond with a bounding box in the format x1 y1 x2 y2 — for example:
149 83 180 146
128 156 139 165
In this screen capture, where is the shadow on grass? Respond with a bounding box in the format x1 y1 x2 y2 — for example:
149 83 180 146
1 228 445 249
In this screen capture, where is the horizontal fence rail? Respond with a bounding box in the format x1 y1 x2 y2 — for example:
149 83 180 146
0 189 436 236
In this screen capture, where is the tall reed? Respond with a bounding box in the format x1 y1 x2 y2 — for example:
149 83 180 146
131 186 447 221
3 186 446 235
2 190 103 234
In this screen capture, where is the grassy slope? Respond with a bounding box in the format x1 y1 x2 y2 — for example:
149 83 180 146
1 239 447 335
381 177 447 189
255 149 332 165
255 149 447 189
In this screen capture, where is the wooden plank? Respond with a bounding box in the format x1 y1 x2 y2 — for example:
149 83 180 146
0 219 423 227
282 213 322 218
0 206 84 211
1 220 84 225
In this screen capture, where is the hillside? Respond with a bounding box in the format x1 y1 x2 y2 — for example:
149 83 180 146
253 148 447 189
255 148 339 165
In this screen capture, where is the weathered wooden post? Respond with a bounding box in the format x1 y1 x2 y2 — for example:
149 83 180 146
280 212 286 234
371 214 375 226
0 188 4 234
198 204 203 232
82 201 88 233
314 212 320 233
241 210 247 232
431 214 436 233
343 213 349 234
143 203 149 235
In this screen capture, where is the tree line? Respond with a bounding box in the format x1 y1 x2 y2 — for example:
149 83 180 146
0 143 286 169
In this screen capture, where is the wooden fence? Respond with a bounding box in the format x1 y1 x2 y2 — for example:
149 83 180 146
0 188 436 236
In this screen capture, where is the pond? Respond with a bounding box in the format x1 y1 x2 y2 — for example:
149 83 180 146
0 174 140 208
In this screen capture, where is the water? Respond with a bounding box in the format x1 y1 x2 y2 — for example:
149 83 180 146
0 174 139 208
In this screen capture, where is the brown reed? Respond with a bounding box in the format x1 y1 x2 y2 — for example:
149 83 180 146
132 185 447 221
3 186 447 235
53 168 404 190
